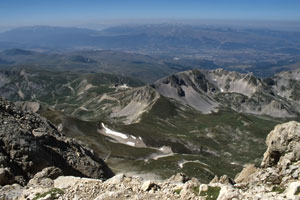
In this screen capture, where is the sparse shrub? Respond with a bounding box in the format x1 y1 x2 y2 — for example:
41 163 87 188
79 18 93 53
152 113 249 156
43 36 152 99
192 186 199 195
199 186 221 200
33 188 64 200
295 186 300 195
272 185 285 194
174 188 182 194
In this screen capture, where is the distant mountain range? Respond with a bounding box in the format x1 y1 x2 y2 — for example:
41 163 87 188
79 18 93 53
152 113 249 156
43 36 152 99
0 48 299 82
1 24 300 80
1 25 300 56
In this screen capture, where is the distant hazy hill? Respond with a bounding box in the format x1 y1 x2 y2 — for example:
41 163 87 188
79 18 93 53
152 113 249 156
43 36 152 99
1 25 300 55
1 47 300 82
0 49 211 82
0 26 100 49
1 24 300 79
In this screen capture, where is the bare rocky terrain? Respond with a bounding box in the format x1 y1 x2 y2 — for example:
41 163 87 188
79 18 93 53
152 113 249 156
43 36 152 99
1 67 300 122
0 96 114 188
154 68 299 118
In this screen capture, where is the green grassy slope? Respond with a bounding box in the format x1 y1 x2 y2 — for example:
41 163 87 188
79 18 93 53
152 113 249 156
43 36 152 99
41 96 279 183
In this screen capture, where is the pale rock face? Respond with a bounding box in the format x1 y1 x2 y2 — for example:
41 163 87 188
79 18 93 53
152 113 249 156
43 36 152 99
199 184 208 193
154 69 298 118
234 164 257 183
54 176 82 189
15 101 41 113
105 173 125 185
261 121 300 168
208 69 260 97
110 86 160 124
286 181 300 199
217 185 240 200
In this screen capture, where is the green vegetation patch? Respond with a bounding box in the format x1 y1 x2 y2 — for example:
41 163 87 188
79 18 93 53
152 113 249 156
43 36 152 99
199 186 221 200
174 188 182 194
33 188 64 200
295 186 300 195
192 186 200 195
272 185 285 194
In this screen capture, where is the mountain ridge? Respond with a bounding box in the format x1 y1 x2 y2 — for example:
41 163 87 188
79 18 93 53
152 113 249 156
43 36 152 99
154 68 298 118
0 67 298 181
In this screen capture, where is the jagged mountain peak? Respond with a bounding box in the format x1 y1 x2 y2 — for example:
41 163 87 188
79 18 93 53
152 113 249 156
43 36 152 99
269 68 300 103
154 68 298 118
154 69 219 114
274 67 300 80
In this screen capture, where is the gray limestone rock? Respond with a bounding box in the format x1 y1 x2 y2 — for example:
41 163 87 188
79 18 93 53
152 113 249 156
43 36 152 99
261 121 300 168
0 96 114 186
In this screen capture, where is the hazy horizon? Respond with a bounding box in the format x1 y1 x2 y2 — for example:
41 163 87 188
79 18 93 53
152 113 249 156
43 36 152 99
1 18 300 33
1 0 300 32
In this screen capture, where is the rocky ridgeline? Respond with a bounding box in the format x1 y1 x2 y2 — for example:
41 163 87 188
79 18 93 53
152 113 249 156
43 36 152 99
1 98 300 199
0 96 114 187
154 68 298 118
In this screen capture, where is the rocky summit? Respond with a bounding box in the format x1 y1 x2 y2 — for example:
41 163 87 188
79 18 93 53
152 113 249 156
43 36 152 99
154 68 298 118
0 96 114 187
1 102 300 200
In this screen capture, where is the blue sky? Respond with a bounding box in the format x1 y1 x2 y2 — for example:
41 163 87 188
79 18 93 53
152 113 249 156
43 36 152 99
1 0 300 29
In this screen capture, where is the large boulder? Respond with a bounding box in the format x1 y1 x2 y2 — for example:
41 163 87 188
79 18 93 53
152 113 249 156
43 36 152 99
0 96 114 186
261 121 300 168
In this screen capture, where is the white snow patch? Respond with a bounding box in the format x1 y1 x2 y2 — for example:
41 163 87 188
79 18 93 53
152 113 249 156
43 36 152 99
131 135 137 139
126 141 136 146
119 84 129 89
101 123 128 139
178 160 207 168
159 146 173 154
178 161 185 168
79 106 88 111
152 154 174 160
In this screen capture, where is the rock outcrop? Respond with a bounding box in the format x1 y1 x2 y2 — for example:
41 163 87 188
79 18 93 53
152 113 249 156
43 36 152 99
0 96 113 186
262 121 300 168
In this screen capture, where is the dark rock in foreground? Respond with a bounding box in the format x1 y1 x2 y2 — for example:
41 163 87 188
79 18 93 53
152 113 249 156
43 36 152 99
0 96 114 186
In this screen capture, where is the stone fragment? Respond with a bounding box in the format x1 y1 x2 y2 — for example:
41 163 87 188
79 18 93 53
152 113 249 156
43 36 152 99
141 180 159 191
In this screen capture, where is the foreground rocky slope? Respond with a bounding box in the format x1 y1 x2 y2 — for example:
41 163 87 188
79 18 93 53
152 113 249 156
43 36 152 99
0 96 113 186
1 121 299 199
